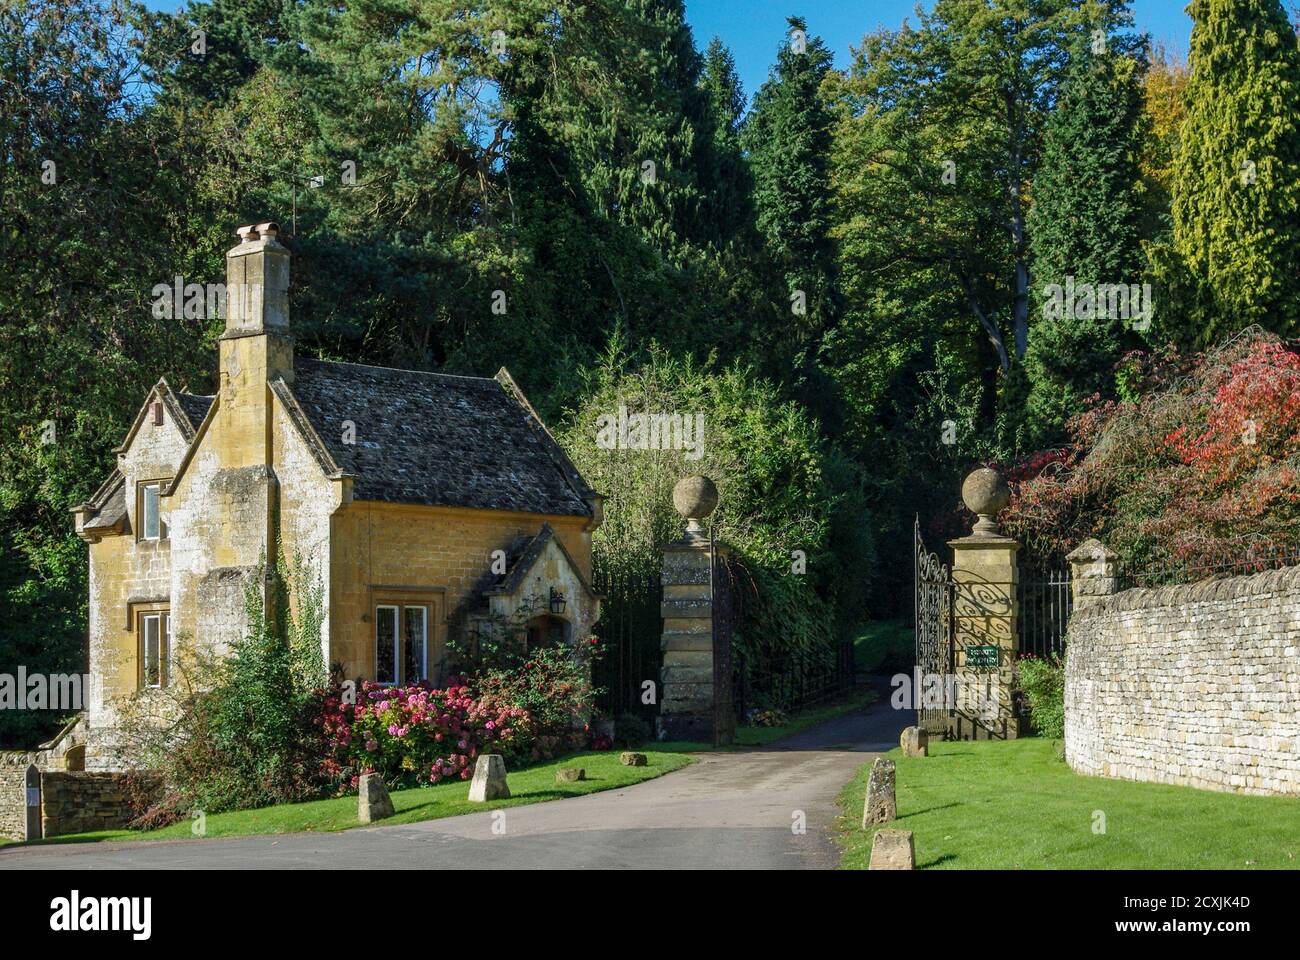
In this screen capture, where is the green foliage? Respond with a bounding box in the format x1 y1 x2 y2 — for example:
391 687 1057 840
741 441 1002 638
743 16 839 356
1016 655 1065 739
0 0 215 747
614 711 651 748
1024 41 1149 444
472 645 602 761
555 337 873 661
850 619 914 675
8 0 1300 715
1165 0 1300 345
822 3 1141 610
142 554 328 816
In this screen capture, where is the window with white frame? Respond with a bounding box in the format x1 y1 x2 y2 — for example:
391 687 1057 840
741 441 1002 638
375 602 429 685
139 481 162 541
140 611 170 688
404 606 428 683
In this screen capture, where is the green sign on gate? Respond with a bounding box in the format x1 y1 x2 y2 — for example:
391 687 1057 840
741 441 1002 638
965 644 999 669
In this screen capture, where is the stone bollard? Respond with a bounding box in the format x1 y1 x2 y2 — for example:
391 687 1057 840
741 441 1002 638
900 726 929 758
555 768 586 783
468 754 511 802
863 758 897 826
358 773 395 823
619 752 648 767
869 829 915 870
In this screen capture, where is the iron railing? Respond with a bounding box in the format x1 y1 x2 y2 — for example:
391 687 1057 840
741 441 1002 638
591 563 662 719
732 641 854 721
1118 541 1300 590
1016 567 1072 659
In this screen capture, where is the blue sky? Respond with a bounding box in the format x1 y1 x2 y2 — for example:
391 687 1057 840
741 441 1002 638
687 1 1194 99
141 1 1195 103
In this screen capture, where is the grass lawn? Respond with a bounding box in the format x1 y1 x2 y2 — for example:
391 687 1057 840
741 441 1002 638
21 749 692 846
838 738 1300 870
656 686 879 752
850 619 913 675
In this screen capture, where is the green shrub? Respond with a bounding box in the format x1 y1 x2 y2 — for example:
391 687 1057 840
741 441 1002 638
471 644 602 762
1017 654 1065 740
129 552 329 819
614 711 651 747
556 340 874 668
851 619 914 674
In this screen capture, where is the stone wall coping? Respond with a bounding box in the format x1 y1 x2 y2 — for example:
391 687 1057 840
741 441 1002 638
1065 538 1117 563
1072 563 1300 619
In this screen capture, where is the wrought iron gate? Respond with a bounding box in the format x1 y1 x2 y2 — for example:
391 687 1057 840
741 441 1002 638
711 536 737 746
913 517 953 738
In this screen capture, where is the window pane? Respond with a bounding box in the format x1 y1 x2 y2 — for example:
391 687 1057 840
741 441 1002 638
376 607 398 684
143 615 160 687
142 484 160 540
404 607 427 684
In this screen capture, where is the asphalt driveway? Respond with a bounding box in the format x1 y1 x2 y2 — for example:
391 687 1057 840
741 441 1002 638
0 693 906 870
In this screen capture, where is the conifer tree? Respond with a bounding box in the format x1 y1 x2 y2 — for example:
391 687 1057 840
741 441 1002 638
743 16 839 351
698 37 753 245
1168 0 1300 342
1024 39 1147 442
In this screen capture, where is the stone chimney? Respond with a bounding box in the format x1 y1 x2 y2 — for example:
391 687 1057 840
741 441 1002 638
218 221 293 467
225 222 289 336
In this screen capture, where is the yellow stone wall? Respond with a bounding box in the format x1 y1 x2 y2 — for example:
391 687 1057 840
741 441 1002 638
328 502 592 684
84 393 192 767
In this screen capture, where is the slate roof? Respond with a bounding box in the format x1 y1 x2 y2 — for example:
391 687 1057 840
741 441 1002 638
83 472 126 530
176 393 215 432
287 358 593 516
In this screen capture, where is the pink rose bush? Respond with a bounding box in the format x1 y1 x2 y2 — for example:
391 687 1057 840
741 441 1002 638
316 681 532 788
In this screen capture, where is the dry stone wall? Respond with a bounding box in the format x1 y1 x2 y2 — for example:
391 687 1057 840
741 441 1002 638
1065 566 1300 796
39 772 151 837
0 751 36 840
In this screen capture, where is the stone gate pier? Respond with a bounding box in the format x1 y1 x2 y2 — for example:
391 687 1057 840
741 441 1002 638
657 476 734 746
947 468 1020 740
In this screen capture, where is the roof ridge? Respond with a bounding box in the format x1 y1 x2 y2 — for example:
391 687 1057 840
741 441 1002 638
296 356 497 383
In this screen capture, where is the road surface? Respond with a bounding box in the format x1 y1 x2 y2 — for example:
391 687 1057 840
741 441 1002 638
0 692 905 870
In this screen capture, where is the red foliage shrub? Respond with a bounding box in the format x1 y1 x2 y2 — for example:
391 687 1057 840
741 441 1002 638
1000 329 1300 571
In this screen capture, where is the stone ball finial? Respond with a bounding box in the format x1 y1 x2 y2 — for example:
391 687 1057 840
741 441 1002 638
961 467 1010 537
673 475 718 537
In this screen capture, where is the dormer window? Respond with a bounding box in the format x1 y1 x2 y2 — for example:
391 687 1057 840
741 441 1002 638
138 481 165 541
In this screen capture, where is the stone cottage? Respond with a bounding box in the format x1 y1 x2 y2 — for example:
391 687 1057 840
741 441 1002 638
71 222 603 771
